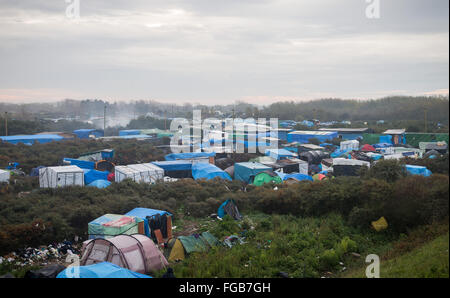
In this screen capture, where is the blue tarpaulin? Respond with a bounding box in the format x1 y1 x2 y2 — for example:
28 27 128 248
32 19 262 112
265 148 297 160
64 158 95 170
125 207 172 237
287 131 338 144
234 162 272 183
276 172 313 182
405 165 432 177
0 134 64 145
379 135 393 144
373 143 393 148
119 130 141 136
165 152 216 161
192 163 231 181
84 169 109 184
57 262 151 278
151 160 193 171
73 129 104 139
87 179 111 189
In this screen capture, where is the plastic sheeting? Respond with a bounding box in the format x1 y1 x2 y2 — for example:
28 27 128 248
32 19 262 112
234 162 273 184
165 152 215 161
125 207 172 238
64 158 95 170
287 131 338 144
87 180 111 189
84 169 109 184
264 148 297 160
192 163 231 181
405 165 432 177
88 214 143 239
57 262 151 278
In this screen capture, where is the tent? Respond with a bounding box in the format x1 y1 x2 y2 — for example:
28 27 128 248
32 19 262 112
234 162 273 184
168 239 185 262
178 232 220 254
115 163 164 183
361 144 376 152
88 214 144 239
73 129 104 139
151 160 193 178
264 148 297 160
39 166 84 188
80 234 168 274
84 169 109 185
165 152 216 162
277 172 313 182
192 163 231 181
224 165 234 179
253 171 283 186
217 199 242 220
340 140 359 151
119 130 141 136
312 173 327 181
299 150 330 164
87 180 111 189
405 165 432 177
57 262 151 278
332 158 370 177
0 169 10 183
125 208 172 239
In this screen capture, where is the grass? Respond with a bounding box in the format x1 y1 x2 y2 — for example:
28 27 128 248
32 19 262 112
344 232 449 278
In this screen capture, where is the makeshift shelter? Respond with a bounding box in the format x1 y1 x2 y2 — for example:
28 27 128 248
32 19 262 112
125 208 172 241
264 148 297 160
419 141 448 154
192 163 231 181
63 158 95 170
87 180 111 189
30 166 45 177
405 133 449 148
253 171 283 186
224 165 234 179
217 199 242 220
332 158 370 177
0 134 64 145
88 214 144 239
0 169 10 183
262 158 309 175
151 160 193 178
39 166 84 188
361 144 376 152
287 131 338 144
278 173 313 182
115 163 164 183
95 160 115 172
84 169 109 185
80 234 168 274
165 152 215 164
405 165 432 177
340 140 359 151
312 173 327 181
73 129 104 139
321 159 334 172
57 262 151 278
234 162 273 184
299 150 330 164
119 130 141 136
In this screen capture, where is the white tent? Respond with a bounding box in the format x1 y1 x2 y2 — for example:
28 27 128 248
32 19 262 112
340 140 359 151
39 165 84 188
0 169 10 183
115 163 164 183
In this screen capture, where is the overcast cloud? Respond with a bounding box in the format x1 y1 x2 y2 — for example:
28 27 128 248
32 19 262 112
0 0 448 105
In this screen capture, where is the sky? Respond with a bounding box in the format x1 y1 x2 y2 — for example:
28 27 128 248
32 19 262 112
0 0 448 105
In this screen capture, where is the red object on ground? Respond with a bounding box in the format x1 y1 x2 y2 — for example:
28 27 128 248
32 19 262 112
107 173 115 182
361 144 376 152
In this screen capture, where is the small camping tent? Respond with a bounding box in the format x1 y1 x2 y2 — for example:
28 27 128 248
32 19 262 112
115 163 164 183
39 166 84 188
57 262 151 278
253 171 283 186
405 165 432 177
87 180 111 189
80 234 168 274
192 163 231 181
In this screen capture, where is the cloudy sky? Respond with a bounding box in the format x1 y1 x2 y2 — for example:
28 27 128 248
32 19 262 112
0 0 448 105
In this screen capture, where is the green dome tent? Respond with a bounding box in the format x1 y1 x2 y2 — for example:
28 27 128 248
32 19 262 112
252 171 283 186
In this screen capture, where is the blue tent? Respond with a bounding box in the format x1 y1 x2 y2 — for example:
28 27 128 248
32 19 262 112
287 131 338 144
119 130 141 136
64 158 95 170
405 165 432 177
87 179 111 189
276 172 313 182
165 152 215 161
125 207 172 237
192 163 231 181
84 169 109 184
331 149 352 158
265 148 297 160
151 160 193 171
0 134 64 145
373 143 392 149
379 135 393 144
234 162 272 183
73 129 104 139
57 262 151 278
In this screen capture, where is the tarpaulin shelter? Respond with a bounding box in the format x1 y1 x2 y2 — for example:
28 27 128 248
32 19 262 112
361 144 376 152
332 158 370 177
192 162 231 181
252 171 283 186
262 158 309 175
84 169 109 185
0 169 10 183
287 131 338 144
264 148 297 160
73 129 104 139
0 134 64 145
119 130 141 136
125 208 172 239
299 150 330 164
80 234 168 274
57 262 151 278
277 172 313 182
340 140 359 151
63 158 95 170
405 165 432 177
88 214 144 239
217 199 242 220
115 163 164 183
151 160 193 178
39 165 84 188
165 152 216 162
234 162 273 184
87 180 111 189
224 165 234 179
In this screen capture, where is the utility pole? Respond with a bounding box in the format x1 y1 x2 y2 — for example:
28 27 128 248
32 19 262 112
103 105 107 134
4 112 8 136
